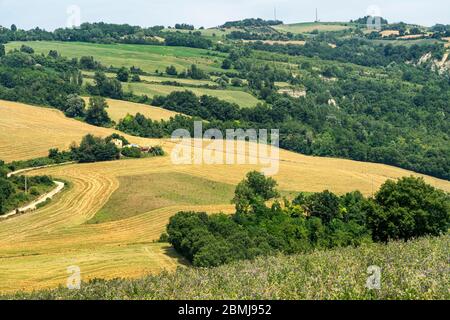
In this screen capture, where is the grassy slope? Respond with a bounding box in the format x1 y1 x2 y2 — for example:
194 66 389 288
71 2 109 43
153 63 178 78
88 98 180 122
123 82 260 108
0 101 449 293
6 41 225 73
5 235 449 300
90 172 236 224
0 100 166 162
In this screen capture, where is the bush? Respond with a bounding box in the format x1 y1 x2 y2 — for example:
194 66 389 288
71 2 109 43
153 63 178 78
149 146 164 156
121 147 142 158
71 134 120 163
116 67 129 82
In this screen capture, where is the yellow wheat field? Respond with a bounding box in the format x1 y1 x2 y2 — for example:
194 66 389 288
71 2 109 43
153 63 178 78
0 100 170 162
84 98 180 122
0 100 449 293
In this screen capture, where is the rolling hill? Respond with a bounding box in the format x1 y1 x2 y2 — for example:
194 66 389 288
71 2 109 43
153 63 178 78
6 41 225 73
0 100 449 293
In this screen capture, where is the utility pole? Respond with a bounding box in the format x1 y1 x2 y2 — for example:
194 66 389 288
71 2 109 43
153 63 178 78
274 7 277 21
315 8 319 23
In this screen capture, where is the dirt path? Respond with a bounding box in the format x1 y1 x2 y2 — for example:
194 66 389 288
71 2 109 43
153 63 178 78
0 181 65 220
1 163 70 220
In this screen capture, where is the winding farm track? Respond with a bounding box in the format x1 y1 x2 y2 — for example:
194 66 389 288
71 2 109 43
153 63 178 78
1 181 65 220
0 100 449 293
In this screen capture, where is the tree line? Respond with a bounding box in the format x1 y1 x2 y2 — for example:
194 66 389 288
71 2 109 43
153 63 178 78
163 171 450 267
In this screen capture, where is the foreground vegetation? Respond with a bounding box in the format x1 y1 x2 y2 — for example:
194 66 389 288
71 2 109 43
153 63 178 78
4 235 448 300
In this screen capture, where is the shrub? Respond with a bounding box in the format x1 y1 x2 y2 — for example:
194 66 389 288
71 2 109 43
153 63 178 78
149 146 165 156
71 134 120 163
121 147 142 158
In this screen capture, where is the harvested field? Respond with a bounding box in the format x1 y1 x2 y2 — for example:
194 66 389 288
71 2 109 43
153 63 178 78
0 101 449 293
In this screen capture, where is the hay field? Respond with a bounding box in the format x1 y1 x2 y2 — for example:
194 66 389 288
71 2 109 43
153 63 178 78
443 37 450 48
0 101 449 293
0 100 166 162
380 30 400 37
6 41 224 73
85 98 180 122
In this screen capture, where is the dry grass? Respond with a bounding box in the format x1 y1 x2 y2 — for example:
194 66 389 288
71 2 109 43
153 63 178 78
398 34 425 39
0 100 166 162
0 101 449 293
380 30 400 37
443 37 450 48
83 98 180 122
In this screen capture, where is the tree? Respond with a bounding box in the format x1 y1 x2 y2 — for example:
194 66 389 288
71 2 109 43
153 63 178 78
222 59 232 69
85 97 111 127
10 24 17 32
92 72 123 99
116 67 129 82
0 178 14 214
48 50 59 59
0 44 5 57
79 56 98 70
187 64 208 80
368 177 450 241
20 45 34 54
166 65 178 76
131 74 141 82
231 78 243 87
304 191 341 224
64 94 86 118
71 134 120 163
232 171 279 213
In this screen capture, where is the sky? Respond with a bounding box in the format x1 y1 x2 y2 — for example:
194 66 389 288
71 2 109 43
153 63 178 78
0 0 449 31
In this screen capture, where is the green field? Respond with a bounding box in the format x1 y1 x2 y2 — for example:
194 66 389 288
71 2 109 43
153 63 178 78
273 22 354 34
122 82 261 108
5 235 448 300
83 71 217 86
164 27 237 40
90 172 235 224
6 41 225 73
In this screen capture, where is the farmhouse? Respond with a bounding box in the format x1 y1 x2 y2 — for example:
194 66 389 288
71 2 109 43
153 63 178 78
111 139 123 149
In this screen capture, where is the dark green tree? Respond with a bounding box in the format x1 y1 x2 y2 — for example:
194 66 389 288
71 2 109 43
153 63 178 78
116 67 130 82
166 65 178 76
368 177 450 241
64 94 86 118
232 171 279 214
85 97 111 127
